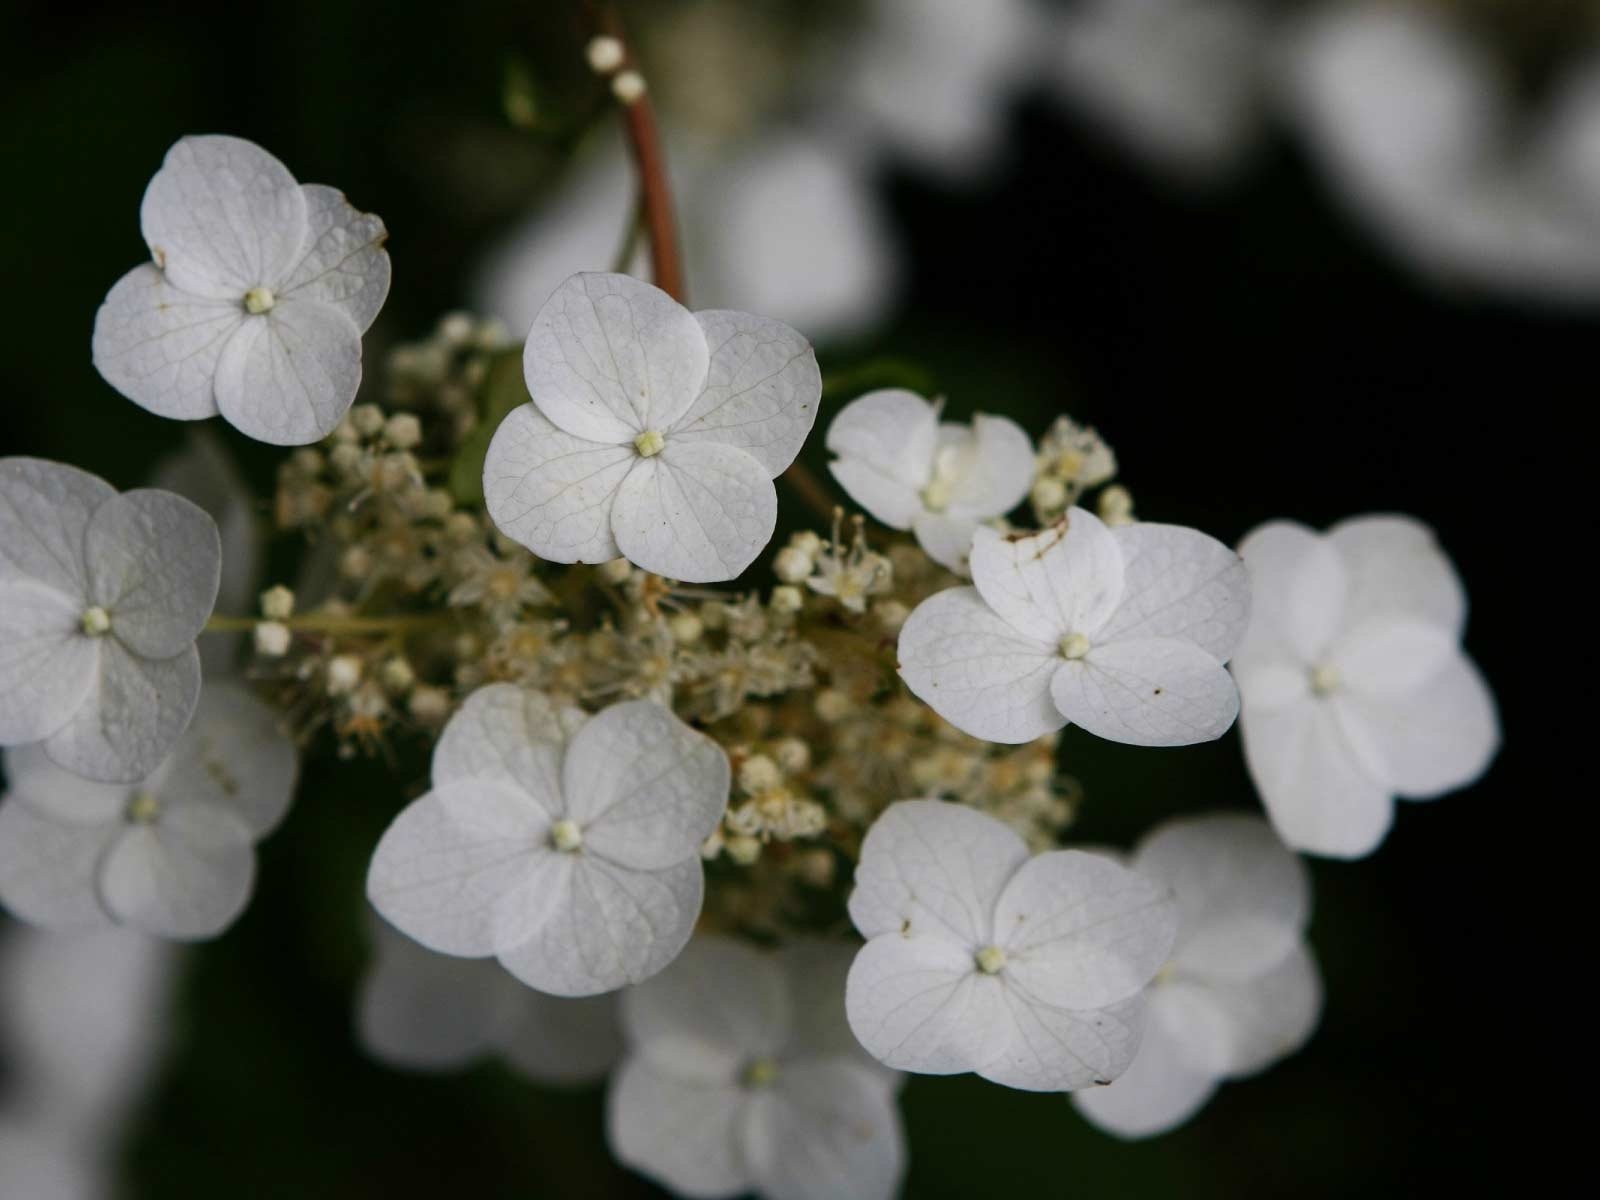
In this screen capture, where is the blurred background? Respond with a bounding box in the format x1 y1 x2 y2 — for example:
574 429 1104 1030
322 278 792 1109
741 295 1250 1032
0 0 1567 1195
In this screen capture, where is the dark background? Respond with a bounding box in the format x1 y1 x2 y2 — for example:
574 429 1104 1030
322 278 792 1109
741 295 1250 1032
0 1 1553 1196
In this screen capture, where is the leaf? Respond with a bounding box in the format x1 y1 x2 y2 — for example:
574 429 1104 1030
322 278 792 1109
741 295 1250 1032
449 350 531 507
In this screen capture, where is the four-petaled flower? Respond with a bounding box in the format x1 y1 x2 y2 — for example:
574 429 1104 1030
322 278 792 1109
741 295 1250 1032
609 935 905 1200
0 457 221 782
366 684 729 995
845 799 1178 1091
897 507 1251 745
93 135 391 446
825 388 1034 574
484 272 821 583
356 919 621 1084
1074 814 1322 1139
1231 515 1499 858
0 682 296 940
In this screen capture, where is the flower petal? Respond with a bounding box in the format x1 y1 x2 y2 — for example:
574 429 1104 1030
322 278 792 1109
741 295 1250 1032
91 264 241 420
606 1057 748 1198
484 404 634 565
621 935 789 1080
743 1061 907 1200
276 184 391 332
977 992 1145 1093
1235 520 1347 664
431 682 578 796
968 511 1124 644
498 991 623 1086
0 457 114 595
825 388 939 496
1240 695 1394 859
1051 637 1240 747
1097 523 1251 662
562 700 729 870
497 855 703 996
1209 943 1323 1078
98 811 256 940
139 135 309 298
156 681 297 837
994 849 1178 1009
0 799 118 930
524 272 709 443
1334 650 1498 800
910 512 980 575
85 489 220 659
668 309 821 476
1 744 128 824
365 780 551 957
1329 514 1465 639
828 458 926 530
941 414 1034 520
0 580 99 747
848 799 1029 944
896 587 1062 744
845 934 1009 1075
44 641 201 784
776 940 893 1080
1071 1003 1219 1139
1133 814 1310 979
214 298 362 445
611 441 777 583
1329 617 1458 697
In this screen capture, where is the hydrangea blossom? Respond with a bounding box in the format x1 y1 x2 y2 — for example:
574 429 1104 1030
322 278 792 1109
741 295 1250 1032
1231 516 1498 859
356 920 620 1083
92 135 391 446
609 936 905 1200
367 685 729 995
0 457 221 782
0 681 296 940
898 507 1250 746
845 800 1177 1091
484 272 820 583
1073 814 1322 1139
825 389 1033 574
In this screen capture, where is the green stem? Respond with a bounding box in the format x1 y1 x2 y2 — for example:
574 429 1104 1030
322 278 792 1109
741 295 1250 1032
204 613 453 636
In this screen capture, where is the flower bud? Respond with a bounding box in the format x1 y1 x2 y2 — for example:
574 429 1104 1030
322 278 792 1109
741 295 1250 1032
254 621 291 658
259 585 295 621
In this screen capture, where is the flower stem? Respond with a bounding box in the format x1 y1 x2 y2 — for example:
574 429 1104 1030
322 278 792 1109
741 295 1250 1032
203 613 452 636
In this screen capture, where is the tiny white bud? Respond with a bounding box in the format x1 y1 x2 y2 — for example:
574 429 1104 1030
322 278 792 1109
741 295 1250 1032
549 818 584 853
259 585 295 621
815 688 853 722
791 531 824 558
253 620 292 658
769 585 803 614
1059 632 1090 660
384 413 422 450
597 557 633 584
331 418 359 444
444 512 479 544
873 599 909 632
975 945 1008 975
726 834 761 865
632 428 665 457
586 35 625 74
326 655 363 695
350 404 385 438
772 737 810 774
79 606 111 637
438 312 475 344
380 656 416 694
329 443 363 474
339 546 373 580
668 612 704 644
611 70 646 105
773 546 813 584
291 448 324 474
738 755 782 796
242 286 276 315
408 684 451 724
1098 484 1134 526
1031 476 1067 512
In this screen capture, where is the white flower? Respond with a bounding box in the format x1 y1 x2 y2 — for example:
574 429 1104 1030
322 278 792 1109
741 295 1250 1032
845 799 1177 1091
366 684 729 995
92 134 391 446
1231 516 1498 859
0 457 221 782
1073 814 1322 1139
897 507 1250 746
608 935 905 1200
485 273 819 583
825 389 1033 574
356 920 620 1084
0 681 296 940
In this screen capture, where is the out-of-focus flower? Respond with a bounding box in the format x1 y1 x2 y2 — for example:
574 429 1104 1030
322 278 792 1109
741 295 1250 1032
0 458 220 782
1232 515 1498 859
608 936 905 1200
1074 814 1321 1138
484 273 819 582
93 135 390 445
826 389 1033 575
899 510 1250 746
845 800 1176 1091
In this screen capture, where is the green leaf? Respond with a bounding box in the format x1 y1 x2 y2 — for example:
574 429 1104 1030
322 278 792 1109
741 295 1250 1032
449 351 529 507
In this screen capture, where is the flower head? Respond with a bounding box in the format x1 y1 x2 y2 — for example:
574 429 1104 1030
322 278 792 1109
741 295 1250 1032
93 135 390 446
366 684 729 995
897 507 1250 745
0 682 296 939
1073 814 1322 1138
0 457 221 781
845 799 1177 1091
825 389 1033 574
484 272 820 583
1231 515 1498 858
608 935 905 1200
